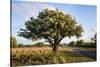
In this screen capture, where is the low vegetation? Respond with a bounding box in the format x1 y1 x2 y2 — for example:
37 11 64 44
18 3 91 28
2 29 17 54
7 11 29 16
68 39 96 48
11 47 95 66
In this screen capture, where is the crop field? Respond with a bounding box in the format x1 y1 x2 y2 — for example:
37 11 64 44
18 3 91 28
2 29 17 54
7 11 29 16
11 47 95 66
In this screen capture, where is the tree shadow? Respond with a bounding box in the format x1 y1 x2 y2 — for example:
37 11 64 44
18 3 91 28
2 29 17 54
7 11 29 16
72 48 96 60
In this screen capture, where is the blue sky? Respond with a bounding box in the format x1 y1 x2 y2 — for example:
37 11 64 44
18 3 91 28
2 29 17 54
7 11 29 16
12 1 96 45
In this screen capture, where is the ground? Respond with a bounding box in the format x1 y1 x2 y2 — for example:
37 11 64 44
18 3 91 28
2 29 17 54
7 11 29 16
11 47 96 66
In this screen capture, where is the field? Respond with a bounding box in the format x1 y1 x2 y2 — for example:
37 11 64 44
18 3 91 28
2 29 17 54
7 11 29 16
11 47 96 66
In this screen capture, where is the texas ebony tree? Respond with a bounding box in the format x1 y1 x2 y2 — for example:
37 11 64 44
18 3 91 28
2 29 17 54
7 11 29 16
18 9 83 52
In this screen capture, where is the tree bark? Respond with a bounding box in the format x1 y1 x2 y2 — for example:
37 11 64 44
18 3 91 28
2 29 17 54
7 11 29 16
47 37 64 53
52 45 58 53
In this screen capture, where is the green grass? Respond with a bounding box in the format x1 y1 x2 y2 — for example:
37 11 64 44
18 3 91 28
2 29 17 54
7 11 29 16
11 48 95 66
79 47 96 51
62 51 95 62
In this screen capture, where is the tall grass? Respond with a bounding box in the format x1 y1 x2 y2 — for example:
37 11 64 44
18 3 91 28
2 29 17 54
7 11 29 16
11 47 95 66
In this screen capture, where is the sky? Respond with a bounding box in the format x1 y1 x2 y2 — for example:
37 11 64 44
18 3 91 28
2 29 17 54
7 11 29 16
11 1 96 45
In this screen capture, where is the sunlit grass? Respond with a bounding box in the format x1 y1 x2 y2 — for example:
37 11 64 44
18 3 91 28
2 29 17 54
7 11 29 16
11 47 95 66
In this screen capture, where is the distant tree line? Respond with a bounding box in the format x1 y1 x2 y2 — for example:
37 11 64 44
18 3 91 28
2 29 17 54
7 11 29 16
68 33 96 48
10 36 49 48
68 40 96 48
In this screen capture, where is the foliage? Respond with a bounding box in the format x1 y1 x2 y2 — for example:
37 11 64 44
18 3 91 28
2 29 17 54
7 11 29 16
91 33 96 48
17 44 24 47
91 33 96 43
83 42 96 48
11 47 94 66
34 42 45 47
24 44 34 47
68 39 96 48
10 36 17 48
18 9 83 52
68 41 76 47
76 39 85 47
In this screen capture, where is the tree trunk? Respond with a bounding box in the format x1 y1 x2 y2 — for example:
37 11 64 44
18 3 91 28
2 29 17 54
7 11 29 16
52 45 58 53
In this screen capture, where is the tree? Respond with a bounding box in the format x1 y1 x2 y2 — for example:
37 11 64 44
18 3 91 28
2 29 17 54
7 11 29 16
34 42 44 47
68 41 76 47
10 36 17 48
91 33 96 48
91 33 96 44
18 44 24 47
76 39 85 47
18 9 83 52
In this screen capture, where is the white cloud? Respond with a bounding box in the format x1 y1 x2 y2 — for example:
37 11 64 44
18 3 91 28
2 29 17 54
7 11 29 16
61 37 78 44
12 1 56 21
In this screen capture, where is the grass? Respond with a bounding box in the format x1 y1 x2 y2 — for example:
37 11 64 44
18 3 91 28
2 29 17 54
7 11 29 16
11 47 95 66
79 47 96 51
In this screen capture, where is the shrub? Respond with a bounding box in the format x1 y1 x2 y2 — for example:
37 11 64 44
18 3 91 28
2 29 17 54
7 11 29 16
71 40 96 48
34 42 45 47
68 41 76 47
76 40 85 47
17 44 24 47
10 37 17 48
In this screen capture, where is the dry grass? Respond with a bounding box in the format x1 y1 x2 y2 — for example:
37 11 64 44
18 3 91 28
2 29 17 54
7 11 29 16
11 47 95 66
11 47 73 53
